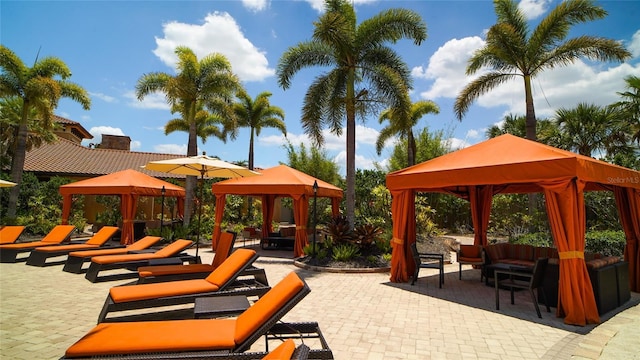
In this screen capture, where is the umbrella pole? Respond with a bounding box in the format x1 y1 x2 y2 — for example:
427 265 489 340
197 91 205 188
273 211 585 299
196 172 203 260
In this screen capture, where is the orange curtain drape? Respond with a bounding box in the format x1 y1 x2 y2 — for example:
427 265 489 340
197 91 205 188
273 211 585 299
469 185 493 246
120 195 138 245
61 195 72 224
390 190 415 282
331 197 340 217
292 195 309 258
211 194 227 250
261 195 277 239
614 187 640 292
542 179 599 326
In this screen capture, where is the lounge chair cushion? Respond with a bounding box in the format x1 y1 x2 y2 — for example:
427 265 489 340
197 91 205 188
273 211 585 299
110 279 219 303
205 249 257 287
138 263 214 277
85 226 119 245
42 225 76 243
0 226 25 244
263 339 296 360
91 239 192 264
64 318 236 357
35 244 99 252
69 236 161 258
234 272 304 344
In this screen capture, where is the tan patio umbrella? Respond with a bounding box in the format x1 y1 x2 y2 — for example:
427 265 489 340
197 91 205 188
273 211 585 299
143 154 260 257
0 179 17 187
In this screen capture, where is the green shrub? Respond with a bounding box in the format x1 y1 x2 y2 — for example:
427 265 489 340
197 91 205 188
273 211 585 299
382 253 392 262
585 230 625 257
304 243 328 259
332 243 360 261
511 232 553 247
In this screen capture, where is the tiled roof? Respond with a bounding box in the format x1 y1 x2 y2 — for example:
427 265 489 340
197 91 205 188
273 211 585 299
24 137 187 178
53 115 93 139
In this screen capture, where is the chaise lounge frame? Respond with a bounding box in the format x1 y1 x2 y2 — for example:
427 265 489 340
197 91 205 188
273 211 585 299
85 239 198 283
26 226 120 267
62 272 334 359
62 236 163 274
97 249 269 323
0 225 76 263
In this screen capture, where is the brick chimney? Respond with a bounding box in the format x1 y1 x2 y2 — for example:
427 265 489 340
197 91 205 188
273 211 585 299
100 134 131 150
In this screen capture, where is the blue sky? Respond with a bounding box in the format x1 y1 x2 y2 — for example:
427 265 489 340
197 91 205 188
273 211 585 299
3 0 639 174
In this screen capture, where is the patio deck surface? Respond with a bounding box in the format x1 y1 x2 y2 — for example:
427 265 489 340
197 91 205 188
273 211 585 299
1 240 638 359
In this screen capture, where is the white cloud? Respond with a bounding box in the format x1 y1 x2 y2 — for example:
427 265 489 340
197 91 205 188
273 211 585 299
629 30 640 58
448 137 471 150
130 140 141 150
154 143 188 154
88 126 125 139
90 92 116 103
153 12 275 82
414 36 486 99
466 129 481 139
125 91 170 110
415 34 640 120
242 0 268 12
333 151 378 171
518 0 551 20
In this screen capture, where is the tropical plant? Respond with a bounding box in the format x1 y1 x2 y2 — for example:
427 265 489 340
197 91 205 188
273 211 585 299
331 243 360 262
614 75 640 145
229 91 286 170
0 45 91 219
454 0 631 141
387 127 451 171
164 101 229 146
552 102 629 157
135 47 241 227
285 141 341 185
376 100 440 166
353 224 384 249
321 215 354 245
277 0 427 228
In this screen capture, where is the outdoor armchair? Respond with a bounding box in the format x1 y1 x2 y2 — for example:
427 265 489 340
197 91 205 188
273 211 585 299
136 231 240 283
63 272 333 359
457 244 485 281
0 225 25 244
84 239 197 283
62 236 162 273
97 248 269 323
410 242 444 288
495 257 550 318
26 226 120 267
0 225 76 263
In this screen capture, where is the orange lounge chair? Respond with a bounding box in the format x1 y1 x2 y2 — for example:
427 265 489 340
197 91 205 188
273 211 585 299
97 248 269 323
0 226 25 244
136 231 240 283
62 236 162 274
0 225 76 263
84 239 197 283
26 226 120 267
63 272 333 359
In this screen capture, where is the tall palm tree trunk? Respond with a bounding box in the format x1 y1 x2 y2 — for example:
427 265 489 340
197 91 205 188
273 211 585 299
247 129 255 221
523 75 538 218
407 131 416 167
345 71 357 229
183 114 199 228
6 105 31 219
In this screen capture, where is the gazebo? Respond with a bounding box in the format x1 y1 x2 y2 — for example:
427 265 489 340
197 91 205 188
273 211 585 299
386 134 640 326
211 165 343 257
60 169 186 245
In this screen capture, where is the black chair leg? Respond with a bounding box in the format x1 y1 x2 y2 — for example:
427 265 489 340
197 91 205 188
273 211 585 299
530 289 542 318
411 269 418 285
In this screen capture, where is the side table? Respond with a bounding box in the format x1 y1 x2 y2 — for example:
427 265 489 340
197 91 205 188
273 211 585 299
194 295 250 319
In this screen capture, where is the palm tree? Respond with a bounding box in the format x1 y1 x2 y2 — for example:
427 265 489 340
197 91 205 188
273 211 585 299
277 0 426 227
553 102 630 158
136 47 241 227
164 101 229 145
228 91 286 170
454 0 631 141
0 45 91 219
376 99 439 167
614 75 640 145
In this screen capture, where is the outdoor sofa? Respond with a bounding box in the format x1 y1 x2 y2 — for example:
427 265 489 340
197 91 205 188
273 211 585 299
483 242 631 315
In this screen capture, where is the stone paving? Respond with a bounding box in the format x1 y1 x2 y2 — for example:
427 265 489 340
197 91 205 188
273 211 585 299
1 241 638 359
